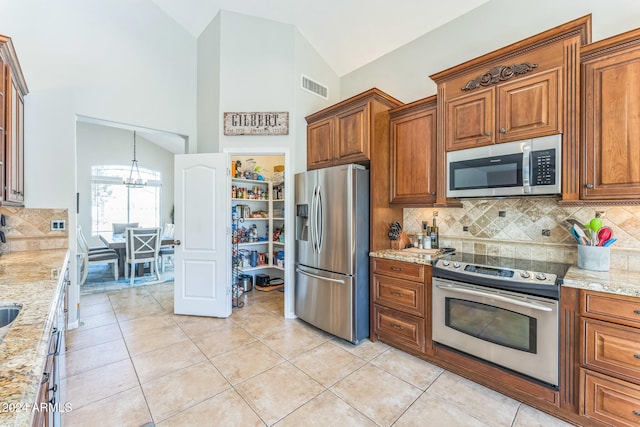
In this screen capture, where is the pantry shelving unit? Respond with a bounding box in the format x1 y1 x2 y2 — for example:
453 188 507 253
231 178 285 301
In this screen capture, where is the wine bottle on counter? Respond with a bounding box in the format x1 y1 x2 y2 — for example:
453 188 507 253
430 217 439 249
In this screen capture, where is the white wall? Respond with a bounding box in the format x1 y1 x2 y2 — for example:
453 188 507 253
199 11 337 173
341 0 640 102
0 0 197 210
293 29 340 173
76 123 175 247
0 0 197 328
217 11 297 155
197 13 221 154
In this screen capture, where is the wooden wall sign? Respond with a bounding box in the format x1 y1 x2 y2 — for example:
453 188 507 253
223 112 289 135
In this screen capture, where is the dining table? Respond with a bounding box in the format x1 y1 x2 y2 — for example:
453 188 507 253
99 232 175 277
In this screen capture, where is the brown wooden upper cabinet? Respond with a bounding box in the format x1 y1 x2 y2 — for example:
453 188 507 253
430 15 591 204
581 28 640 202
388 96 437 206
444 69 560 152
305 88 402 170
0 35 27 206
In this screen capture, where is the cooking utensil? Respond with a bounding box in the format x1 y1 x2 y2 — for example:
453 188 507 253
587 217 603 233
566 219 587 232
572 224 589 245
570 227 582 244
597 227 613 246
602 238 617 247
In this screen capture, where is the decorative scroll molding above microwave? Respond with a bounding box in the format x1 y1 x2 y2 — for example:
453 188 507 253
461 62 538 91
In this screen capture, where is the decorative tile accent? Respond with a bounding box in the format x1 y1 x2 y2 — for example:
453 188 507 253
404 198 640 264
0 207 68 252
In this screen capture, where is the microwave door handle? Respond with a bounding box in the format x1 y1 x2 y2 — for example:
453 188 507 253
522 144 531 193
435 284 552 312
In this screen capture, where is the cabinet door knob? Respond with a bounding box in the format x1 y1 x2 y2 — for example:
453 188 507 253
174 239 181 246
499 127 507 133
585 183 594 189
484 131 491 136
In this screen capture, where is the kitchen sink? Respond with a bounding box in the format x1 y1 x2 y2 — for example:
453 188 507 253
0 304 22 341
0 307 20 328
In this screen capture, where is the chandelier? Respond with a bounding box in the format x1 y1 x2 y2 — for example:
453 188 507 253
123 131 146 188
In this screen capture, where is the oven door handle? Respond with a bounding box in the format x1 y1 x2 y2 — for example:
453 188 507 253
436 284 553 312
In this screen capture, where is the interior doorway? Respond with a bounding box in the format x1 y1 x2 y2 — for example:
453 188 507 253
74 116 187 299
225 148 294 319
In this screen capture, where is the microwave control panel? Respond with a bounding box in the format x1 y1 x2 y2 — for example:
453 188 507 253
531 149 556 186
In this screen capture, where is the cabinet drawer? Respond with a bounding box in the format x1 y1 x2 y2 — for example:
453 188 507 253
372 273 424 317
371 258 424 282
581 368 640 427
373 305 425 353
582 291 640 328
582 318 640 382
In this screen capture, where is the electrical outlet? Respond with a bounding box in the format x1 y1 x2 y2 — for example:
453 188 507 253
499 211 506 217
422 221 429 231
542 229 551 236
463 226 469 232
51 220 66 231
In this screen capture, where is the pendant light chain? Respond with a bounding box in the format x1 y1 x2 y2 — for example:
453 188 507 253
124 130 147 188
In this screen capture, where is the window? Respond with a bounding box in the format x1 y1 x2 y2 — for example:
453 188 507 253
91 165 161 235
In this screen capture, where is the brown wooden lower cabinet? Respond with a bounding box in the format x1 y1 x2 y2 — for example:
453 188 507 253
370 258 432 357
579 289 640 426
581 368 640 427
582 318 640 382
372 304 425 353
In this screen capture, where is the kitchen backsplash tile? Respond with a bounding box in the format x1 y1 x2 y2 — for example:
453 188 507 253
0 207 68 253
404 198 640 265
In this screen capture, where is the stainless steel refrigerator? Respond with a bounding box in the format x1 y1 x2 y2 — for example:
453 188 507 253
294 164 369 344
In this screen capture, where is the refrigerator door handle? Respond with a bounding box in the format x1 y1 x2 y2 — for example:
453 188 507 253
310 184 318 253
316 185 324 253
296 268 346 285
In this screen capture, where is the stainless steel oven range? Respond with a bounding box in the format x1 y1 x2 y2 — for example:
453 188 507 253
432 255 569 387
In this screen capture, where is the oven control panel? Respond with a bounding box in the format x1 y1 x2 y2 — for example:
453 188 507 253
435 259 557 286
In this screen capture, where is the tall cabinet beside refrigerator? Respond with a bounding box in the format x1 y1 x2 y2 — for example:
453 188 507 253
294 164 369 344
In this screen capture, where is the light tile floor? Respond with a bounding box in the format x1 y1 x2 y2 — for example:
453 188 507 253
61 283 575 426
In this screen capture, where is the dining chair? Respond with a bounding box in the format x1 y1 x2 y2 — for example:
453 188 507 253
77 225 111 254
124 227 161 285
158 223 175 274
77 226 119 285
112 222 139 234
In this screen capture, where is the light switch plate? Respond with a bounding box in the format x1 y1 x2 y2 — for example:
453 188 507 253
51 220 66 231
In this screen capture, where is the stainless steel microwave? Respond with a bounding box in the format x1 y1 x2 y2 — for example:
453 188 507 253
446 134 561 198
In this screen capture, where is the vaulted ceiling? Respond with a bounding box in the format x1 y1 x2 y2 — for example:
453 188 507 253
121 0 490 152
151 0 489 76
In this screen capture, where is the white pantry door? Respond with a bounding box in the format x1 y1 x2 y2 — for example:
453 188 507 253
173 153 231 317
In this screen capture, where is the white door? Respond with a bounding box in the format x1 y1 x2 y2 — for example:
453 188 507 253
174 153 231 317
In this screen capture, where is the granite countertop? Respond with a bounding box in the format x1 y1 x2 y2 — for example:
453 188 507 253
563 266 640 297
370 248 640 298
0 249 69 427
369 248 441 265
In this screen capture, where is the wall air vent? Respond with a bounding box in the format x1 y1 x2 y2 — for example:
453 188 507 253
301 75 328 99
